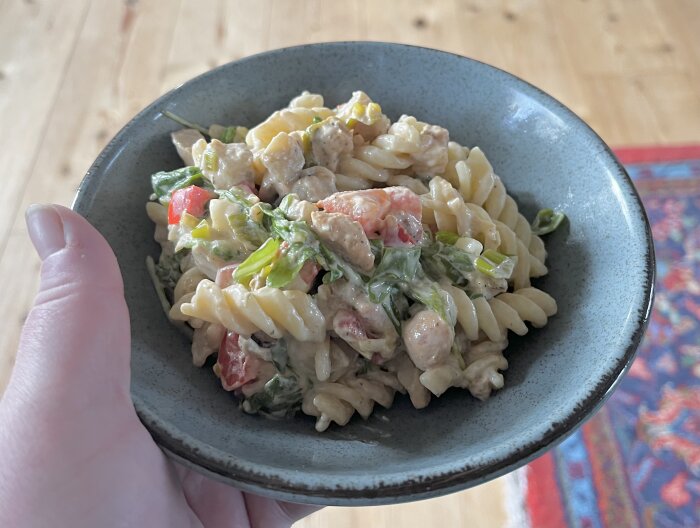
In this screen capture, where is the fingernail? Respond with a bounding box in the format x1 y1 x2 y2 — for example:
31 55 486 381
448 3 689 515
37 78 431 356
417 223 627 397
26 204 66 260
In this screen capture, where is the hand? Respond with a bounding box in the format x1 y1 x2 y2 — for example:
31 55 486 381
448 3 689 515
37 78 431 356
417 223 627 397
0 205 317 528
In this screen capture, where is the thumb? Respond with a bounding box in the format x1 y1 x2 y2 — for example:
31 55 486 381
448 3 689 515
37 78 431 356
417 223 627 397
7 204 130 404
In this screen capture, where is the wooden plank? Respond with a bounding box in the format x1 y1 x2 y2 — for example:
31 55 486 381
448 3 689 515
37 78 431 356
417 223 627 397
294 478 507 528
2 2 700 527
0 0 182 393
0 0 91 259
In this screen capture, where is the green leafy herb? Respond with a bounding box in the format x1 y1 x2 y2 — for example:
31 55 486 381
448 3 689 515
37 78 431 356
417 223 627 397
475 249 517 280
209 241 241 262
379 287 410 333
233 238 281 284
369 239 384 261
218 189 271 246
368 246 453 325
407 275 455 325
368 247 421 304
161 110 209 135
219 187 259 212
270 338 288 373
421 233 474 287
531 208 566 235
241 374 302 416
154 251 186 290
312 115 323 124
151 167 208 203
267 242 317 288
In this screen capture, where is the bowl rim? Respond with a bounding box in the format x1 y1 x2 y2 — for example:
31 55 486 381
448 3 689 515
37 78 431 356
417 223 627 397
73 41 655 505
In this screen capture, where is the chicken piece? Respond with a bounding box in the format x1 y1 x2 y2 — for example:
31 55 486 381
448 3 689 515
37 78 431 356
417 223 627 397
411 124 449 176
290 166 338 202
278 194 319 223
335 91 390 142
316 280 399 360
310 117 354 172
311 211 374 273
171 129 205 166
260 132 305 198
191 138 255 190
402 309 454 371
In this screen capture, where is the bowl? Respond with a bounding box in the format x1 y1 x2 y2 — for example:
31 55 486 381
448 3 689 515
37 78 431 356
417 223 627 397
73 42 654 505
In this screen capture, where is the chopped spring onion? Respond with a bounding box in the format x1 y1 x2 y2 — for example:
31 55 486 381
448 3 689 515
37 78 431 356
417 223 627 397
219 126 240 143
475 249 517 280
227 212 247 228
180 212 200 229
233 238 281 284
435 231 459 245
531 208 566 235
204 150 219 172
312 115 323 124
266 243 317 289
191 219 211 239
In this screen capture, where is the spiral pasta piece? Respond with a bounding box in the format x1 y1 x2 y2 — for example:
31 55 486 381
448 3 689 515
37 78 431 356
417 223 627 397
392 354 431 409
302 370 403 432
181 280 326 342
421 176 501 250
148 90 564 431
444 285 557 342
169 267 208 328
453 147 547 265
246 106 334 151
441 141 470 187
336 115 449 189
461 340 509 400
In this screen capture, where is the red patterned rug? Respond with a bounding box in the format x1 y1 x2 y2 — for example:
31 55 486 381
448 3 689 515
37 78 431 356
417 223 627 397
505 146 700 528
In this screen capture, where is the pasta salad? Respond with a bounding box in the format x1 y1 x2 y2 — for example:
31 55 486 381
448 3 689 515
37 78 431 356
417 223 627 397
146 91 565 432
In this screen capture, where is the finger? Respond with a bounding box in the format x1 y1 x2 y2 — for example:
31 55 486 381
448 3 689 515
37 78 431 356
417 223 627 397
244 493 321 528
8 204 130 401
175 464 321 528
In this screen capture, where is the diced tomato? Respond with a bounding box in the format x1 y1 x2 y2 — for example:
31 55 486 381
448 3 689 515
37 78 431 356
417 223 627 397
168 185 214 224
381 211 424 247
371 353 385 365
215 264 238 288
332 309 368 341
215 331 262 391
319 187 422 246
384 186 422 220
318 189 391 235
299 260 320 286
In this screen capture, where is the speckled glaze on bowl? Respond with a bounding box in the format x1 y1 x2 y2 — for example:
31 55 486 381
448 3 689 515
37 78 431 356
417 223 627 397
73 42 654 506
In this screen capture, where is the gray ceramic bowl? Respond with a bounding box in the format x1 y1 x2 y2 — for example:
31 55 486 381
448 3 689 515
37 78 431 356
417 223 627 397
73 42 654 506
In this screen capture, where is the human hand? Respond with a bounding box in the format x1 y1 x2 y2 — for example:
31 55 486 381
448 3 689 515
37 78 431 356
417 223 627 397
0 205 317 527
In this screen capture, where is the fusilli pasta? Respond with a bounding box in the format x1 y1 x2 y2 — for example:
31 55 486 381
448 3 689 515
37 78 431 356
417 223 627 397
181 280 326 342
147 89 565 431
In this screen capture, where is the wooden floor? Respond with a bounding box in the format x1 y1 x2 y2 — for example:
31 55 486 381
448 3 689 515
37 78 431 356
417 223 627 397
1 1 698 526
